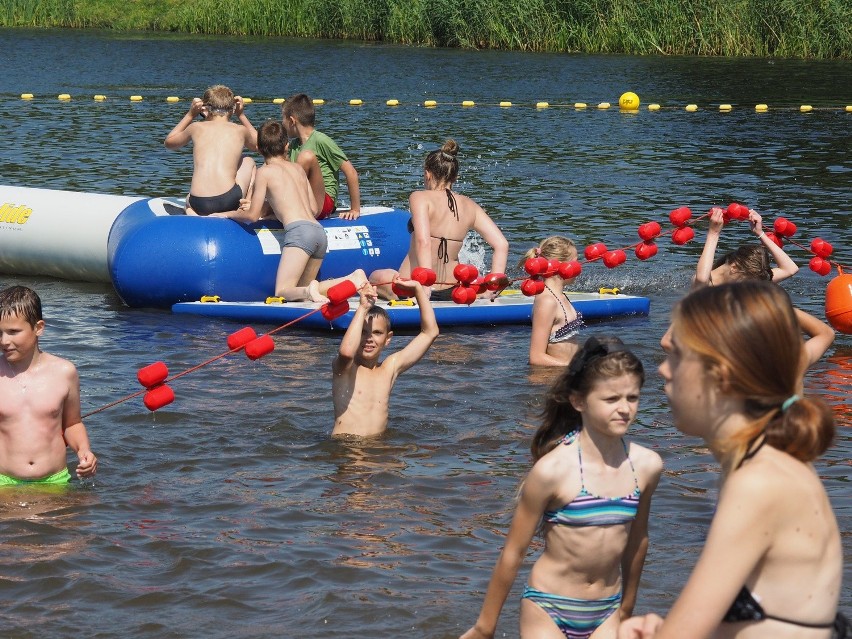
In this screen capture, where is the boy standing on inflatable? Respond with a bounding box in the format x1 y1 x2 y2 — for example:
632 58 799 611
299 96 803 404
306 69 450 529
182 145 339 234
164 84 258 216
212 120 366 301
282 93 361 220
332 282 438 437
0 286 97 486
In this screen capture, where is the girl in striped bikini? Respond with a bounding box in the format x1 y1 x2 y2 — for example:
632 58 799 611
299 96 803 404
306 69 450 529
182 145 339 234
461 337 663 639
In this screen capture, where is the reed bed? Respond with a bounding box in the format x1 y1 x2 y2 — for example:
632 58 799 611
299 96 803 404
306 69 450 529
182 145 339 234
1 0 849 58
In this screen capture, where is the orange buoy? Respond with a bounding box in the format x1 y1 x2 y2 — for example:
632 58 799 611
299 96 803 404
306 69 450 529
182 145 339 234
825 266 852 334
137 361 168 388
143 384 175 411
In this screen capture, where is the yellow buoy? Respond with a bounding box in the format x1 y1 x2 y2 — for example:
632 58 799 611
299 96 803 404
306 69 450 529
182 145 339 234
648 103 661 111
755 103 768 112
349 99 363 106
800 105 813 112
21 93 34 100
462 100 475 107
311 98 324 105
386 99 399 106
845 105 852 112
685 104 698 112
424 100 437 107
536 101 549 109
130 95 143 102
597 102 611 109
273 98 285 104
58 94 71 101
94 94 106 101
574 102 587 109
166 96 180 103
719 104 732 111
618 91 640 110
242 97 253 104
499 101 512 107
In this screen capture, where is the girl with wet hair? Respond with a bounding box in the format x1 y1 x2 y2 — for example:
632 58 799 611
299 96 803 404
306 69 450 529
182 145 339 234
462 337 663 639
620 281 845 639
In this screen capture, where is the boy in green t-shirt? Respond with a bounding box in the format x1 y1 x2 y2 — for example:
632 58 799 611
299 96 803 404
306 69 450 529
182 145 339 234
282 93 361 220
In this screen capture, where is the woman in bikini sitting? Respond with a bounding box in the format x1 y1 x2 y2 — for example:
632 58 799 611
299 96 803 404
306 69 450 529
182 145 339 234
523 236 585 367
370 139 508 301
619 281 846 639
461 337 663 639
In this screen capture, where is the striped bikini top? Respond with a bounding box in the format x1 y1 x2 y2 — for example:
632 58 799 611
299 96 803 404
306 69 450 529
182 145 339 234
543 431 641 527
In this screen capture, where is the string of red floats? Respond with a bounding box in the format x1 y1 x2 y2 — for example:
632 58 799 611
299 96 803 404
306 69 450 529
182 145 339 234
84 202 850 415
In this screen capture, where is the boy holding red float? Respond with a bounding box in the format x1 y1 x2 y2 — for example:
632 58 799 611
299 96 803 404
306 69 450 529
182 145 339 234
331 280 439 438
0 286 97 486
213 119 367 301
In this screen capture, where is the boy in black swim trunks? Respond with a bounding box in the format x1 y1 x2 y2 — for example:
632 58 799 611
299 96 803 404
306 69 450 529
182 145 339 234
164 84 258 216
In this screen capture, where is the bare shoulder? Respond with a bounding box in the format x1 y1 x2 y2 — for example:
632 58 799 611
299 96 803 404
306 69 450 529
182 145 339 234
627 442 664 476
530 442 574 486
39 352 78 381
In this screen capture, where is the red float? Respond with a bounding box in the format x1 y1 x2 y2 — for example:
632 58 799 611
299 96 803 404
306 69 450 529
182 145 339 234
137 361 168 388
672 227 695 245
321 300 350 321
765 232 784 248
226 326 258 351
558 261 582 279
669 206 692 227
326 279 357 305
245 335 275 360
773 217 797 238
391 281 415 298
484 272 509 291
411 267 437 287
637 221 661 241
453 263 479 284
603 250 627 268
635 241 658 260
584 243 607 261
810 238 834 258
809 256 832 277
143 384 175 412
726 202 750 220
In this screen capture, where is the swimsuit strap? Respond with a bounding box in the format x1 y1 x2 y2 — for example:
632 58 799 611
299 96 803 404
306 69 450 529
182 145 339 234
544 284 570 324
578 438 640 496
436 237 449 264
446 189 459 221
737 432 767 469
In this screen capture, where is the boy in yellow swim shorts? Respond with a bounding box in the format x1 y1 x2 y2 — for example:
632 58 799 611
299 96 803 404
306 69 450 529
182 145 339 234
0 286 98 486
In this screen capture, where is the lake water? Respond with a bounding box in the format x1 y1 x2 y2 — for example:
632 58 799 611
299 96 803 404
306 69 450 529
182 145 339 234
0 27 849 638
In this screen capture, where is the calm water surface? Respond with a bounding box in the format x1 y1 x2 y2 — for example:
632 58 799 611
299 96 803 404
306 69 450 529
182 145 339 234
0 28 849 638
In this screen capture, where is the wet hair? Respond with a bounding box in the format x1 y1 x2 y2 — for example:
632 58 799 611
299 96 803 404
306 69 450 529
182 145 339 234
365 305 391 332
282 93 315 127
713 244 773 281
672 281 834 472
531 336 645 461
258 119 287 158
518 236 578 271
0 285 43 326
202 85 235 113
423 139 459 185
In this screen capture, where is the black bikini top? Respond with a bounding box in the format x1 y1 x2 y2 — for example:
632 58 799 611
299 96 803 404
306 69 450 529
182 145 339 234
406 189 465 265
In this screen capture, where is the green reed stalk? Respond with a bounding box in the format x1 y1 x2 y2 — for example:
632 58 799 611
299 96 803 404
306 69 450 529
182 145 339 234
1 0 849 58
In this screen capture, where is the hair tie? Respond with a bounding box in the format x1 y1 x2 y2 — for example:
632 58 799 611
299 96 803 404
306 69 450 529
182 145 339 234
781 394 800 412
534 247 542 257
440 151 455 162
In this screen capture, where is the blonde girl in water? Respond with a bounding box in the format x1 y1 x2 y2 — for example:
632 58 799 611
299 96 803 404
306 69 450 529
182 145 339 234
524 236 585 367
461 337 663 639
620 281 845 639
370 139 508 301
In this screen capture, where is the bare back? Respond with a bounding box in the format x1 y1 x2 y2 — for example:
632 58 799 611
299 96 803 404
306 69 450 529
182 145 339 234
253 157 318 227
188 119 253 196
0 352 77 479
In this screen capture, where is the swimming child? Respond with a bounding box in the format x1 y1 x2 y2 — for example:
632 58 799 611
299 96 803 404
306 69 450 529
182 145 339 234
164 84 258 216
0 286 97 485
211 119 366 301
461 337 663 639
523 236 585 367
332 280 439 438
282 93 361 220
691 207 834 370
619 281 845 639
369 139 509 301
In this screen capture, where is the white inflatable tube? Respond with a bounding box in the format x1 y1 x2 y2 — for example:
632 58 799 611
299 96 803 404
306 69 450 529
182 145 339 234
0 184 142 282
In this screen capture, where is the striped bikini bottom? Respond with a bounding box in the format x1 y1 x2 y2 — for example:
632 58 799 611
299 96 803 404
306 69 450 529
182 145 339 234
522 585 621 639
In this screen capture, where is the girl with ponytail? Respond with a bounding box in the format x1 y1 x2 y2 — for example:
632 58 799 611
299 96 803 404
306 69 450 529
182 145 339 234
620 280 845 639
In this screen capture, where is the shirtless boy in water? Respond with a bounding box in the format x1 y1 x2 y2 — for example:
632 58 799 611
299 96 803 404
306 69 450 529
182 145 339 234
212 119 367 301
164 84 258 216
332 281 438 437
0 286 97 486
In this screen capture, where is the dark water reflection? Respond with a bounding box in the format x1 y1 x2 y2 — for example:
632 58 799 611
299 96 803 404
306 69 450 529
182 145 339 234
0 28 849 638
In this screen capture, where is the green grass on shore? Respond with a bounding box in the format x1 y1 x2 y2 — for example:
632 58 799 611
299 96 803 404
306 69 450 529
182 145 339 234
1 0 850 58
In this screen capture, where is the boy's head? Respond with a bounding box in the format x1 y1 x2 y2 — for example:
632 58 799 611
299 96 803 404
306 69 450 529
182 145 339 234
202 85 236 115
282 93 316 129
358 307 393 361
258 119 288 159
0 286 42 326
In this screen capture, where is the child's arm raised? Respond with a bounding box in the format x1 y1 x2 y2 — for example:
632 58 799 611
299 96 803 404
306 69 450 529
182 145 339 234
234 96 258 151
795 307 835 369
60 362 97 478
164 98 205 149
385 279 439 376
693 207 724 287
749 210 799 283
334 285 376 369
338 160 361 220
